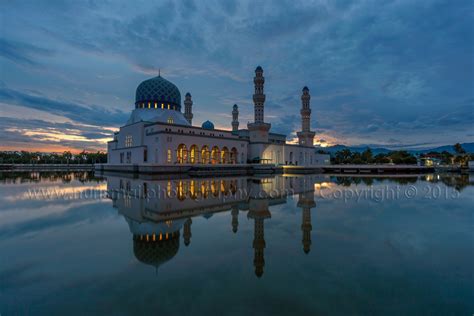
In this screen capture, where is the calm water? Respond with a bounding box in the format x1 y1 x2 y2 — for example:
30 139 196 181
0 172 473 315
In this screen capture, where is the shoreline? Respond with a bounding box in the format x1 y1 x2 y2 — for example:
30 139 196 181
0 164 95 171
94 163 436 176
0 163 450 175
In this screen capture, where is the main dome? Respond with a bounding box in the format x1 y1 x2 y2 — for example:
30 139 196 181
135 75 181 111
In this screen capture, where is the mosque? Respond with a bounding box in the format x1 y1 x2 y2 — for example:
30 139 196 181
106 66 325 167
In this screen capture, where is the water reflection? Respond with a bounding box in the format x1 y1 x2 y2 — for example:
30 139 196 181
107 174 318 277
0 171 473 314
0 171 101 184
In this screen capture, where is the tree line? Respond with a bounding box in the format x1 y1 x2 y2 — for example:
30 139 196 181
0 151 107 164
322 143 472 166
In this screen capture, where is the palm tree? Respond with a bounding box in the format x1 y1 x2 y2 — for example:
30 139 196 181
454 143 466 155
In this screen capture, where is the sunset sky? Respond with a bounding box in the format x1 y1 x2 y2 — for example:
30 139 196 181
0 0 473 153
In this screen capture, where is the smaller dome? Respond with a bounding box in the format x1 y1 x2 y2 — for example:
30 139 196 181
185 92 191 97
303 86 309 91
233 104 238 109
202 120 215 130
255 65 263 72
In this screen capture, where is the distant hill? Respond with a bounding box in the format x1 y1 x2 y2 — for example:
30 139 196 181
416 143 474 154
317 142 474 155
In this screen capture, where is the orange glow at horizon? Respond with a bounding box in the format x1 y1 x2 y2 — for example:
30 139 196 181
3 127 112 153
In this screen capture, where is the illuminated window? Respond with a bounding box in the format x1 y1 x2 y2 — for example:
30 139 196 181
167 181 172 197
154 102 157 108
177 181 185 201
167 104 170 109
125 135 133 147
161 103 164 109
167 149 172 163
167 117 174 124
148 102 151 108
190 180 197 199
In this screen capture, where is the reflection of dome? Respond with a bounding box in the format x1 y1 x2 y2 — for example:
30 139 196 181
133 232 180 269
202 212 213 219
135 75 181 111
201 120 215 130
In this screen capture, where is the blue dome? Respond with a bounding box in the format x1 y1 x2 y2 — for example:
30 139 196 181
201 120 215 130
135 75 181 110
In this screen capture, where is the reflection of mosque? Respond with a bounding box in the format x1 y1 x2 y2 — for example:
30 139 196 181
107 174 318 277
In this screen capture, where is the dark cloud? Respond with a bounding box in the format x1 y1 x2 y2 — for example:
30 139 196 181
0 0 473 149
0 117 114 151
0 86 128 126
0 38 53 67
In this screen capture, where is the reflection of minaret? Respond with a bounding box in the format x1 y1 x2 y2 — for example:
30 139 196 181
297 191 316 254
231 205 239 233
248 179 271 278
183 218 192 246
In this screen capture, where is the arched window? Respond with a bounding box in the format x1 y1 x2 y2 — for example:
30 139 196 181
189 180 198 199
211 180 219 197
177 144 188 164
189 145 198 164
201 145 210 164
211 146 220 164
201 180 209 198
221 147 229 164
177 181 186 201
167 149 172 163
167 117 174 124
167 181 172 197
230 147 238 164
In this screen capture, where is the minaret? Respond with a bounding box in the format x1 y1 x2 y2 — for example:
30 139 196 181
184 92 193 125
253 66 265 123
183 218 192 246
297 87 316 146
247 66 271 144
231 205 239 233
297 191 316 254
232 104 239 134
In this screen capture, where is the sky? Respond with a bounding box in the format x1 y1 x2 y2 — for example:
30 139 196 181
0 0 473 153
